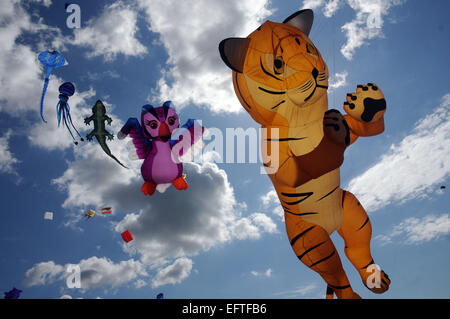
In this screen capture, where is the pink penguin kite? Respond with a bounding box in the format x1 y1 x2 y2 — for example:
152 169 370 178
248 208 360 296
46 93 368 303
118 101 204 195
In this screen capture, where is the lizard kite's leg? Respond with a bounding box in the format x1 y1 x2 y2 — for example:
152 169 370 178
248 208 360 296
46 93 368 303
337 189 391 294
106 133 114 140
86 131 95 141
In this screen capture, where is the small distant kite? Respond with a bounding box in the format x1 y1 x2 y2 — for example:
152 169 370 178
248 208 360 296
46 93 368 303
57 82 84 145
4 287 22 299
121 230 133 243
101 207 112 214
38 50 67 122
44 212 53 220
440 185 446 190
156 293 164 299
84 209 96 219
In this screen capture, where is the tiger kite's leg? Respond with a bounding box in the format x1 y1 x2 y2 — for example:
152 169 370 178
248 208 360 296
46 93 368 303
337 189 391 294
287 219 360 299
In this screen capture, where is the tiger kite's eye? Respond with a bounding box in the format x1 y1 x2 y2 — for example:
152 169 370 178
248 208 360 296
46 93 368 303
274 56 285 74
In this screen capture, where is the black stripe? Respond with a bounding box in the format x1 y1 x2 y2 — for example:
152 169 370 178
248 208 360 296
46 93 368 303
341 190 347 208
281 192 313 205
235 73 251 109
271 100 285 109
317 186 339 201
328 284 351 290
285 211 318 217
297 241 326 260
310 250 335 267
265 137 306 141
290 226 315 246
260 58 282 81
258 86 286 95
361 259 374 269
163 105 169 119
146 106 158 119
326 286 334 295
300 81 314 92
357 217 370 231
283 198 309 205
281 191 313 198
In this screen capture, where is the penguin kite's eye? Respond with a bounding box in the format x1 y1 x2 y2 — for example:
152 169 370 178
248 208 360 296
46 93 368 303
147 120 158 129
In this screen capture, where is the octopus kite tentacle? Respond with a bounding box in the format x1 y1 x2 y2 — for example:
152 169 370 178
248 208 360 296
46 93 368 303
57 82 84 145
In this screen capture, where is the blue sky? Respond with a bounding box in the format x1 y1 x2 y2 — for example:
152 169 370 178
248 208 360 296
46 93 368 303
0 0 449 299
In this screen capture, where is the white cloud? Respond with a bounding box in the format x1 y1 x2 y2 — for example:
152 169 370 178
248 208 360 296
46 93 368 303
376 214 450 245
138 0 274 113
24 261 65 287
328 71 348 90
302 0 342 17
251 213 278 234
302 0 325 10
323 0 342 17
261 190 278 208
134 279 147 289
28 0 53 7
340 0 406 60
302 0 406 60
250 268 272 277
24 257 148 289
72 1 147 61
151 257 193 288
347 94 450 212
260 189 284 220
76 257 148 289
273 283 319 298
0 131 20 175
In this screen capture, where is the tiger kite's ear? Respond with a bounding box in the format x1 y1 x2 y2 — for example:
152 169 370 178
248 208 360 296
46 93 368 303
283 9 314 36
218 37 251 73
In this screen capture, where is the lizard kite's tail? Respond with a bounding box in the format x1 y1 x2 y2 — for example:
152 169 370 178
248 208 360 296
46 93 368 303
95 135 128 169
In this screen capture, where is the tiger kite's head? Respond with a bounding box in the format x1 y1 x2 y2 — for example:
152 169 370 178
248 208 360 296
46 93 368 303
219 9 329 127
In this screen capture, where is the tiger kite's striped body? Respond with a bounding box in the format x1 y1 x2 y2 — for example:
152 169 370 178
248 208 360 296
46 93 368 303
219 9 390 299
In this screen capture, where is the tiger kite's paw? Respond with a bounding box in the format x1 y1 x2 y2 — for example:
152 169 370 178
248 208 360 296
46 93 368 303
363 266 391 294
343 83 386 123
324 109 350 146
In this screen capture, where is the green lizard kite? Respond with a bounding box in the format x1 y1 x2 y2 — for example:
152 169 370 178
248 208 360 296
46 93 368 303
84 100 127 168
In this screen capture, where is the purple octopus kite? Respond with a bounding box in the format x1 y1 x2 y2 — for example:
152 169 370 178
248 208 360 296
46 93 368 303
118 101 204 196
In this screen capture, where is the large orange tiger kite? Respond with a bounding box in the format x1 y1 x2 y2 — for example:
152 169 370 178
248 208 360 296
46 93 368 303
219 9 390 299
